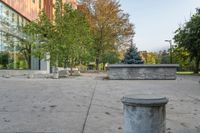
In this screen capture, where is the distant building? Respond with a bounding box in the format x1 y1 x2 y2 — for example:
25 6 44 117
0 0 76 70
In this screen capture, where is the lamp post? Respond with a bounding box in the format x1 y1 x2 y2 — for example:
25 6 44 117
165 40 172 64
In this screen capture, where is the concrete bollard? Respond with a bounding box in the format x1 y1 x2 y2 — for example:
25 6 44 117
121 95 168 133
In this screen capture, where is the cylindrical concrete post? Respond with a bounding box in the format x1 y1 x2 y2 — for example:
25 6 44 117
121 95 168 133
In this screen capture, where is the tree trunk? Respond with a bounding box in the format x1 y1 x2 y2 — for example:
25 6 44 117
103 62 105 71
95 26 103 71
96 57 99 71
28 54 31 70
194 58 200 74
70 66 73 76
64 59 67 68
70 59 74 76
38 57 41 70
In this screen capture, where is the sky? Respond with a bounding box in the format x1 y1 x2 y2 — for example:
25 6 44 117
119 0 200 51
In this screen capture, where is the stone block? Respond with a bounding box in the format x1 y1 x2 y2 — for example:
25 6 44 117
72 70 81 76
3 74 11 78
58 70 70 78
27 74 34 79
52 73 59 79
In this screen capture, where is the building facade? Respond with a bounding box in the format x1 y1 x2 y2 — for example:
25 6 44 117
0 0 76 70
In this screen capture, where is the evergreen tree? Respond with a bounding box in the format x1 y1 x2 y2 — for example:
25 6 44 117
122 40 144 64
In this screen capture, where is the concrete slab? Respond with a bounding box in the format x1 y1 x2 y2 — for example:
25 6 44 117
0 74 199 133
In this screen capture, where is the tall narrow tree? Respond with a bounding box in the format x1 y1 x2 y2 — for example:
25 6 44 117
60 3 93 75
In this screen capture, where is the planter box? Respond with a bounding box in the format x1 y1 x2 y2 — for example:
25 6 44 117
108 64 179 80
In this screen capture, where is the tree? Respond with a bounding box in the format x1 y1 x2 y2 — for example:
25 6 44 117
79 0 134 70
0 52 9 68
174 8 200 73
102 51 119 69
19 21 39 69
34 11 55 66
160 50 170 64
60 4 93 75
171 45 191 71
140 51 157 64
154 50 168 64
18 10 55 69
122 41 144 64
22 0 93 75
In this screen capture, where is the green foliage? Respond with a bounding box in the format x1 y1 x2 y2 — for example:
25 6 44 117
154 50 170 64
80 0 134 70
147 53 157 64
22 0 93 71
174 8 200 73
160 50 170 64
177 71 200 75
60 4 93 69
122 43 144 64
171 46 192 71
20 0 134 70
140 51 157 64
0 52 9 68
33 11 55 64
19 21 39 69
102 51 120 64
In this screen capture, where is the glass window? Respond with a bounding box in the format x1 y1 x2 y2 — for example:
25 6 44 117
0 2 29 69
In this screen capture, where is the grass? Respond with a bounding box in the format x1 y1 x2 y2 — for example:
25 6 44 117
176 71 200 75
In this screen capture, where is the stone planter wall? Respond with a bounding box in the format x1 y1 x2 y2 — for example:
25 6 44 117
108 64 179 80
0 70 48 77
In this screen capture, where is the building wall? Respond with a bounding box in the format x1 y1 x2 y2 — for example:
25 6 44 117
43 0 53 20
0 0 42 21
0 1 30 69
1 0 77 21
64 0 77 9
0 0 77 70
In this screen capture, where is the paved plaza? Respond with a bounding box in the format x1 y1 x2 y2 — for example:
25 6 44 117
0 73 200 133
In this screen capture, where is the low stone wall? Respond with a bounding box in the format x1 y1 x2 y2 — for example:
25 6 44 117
0 70 48 77
108 64 179 80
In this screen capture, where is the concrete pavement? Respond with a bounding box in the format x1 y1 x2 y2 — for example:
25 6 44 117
0 74 199 133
